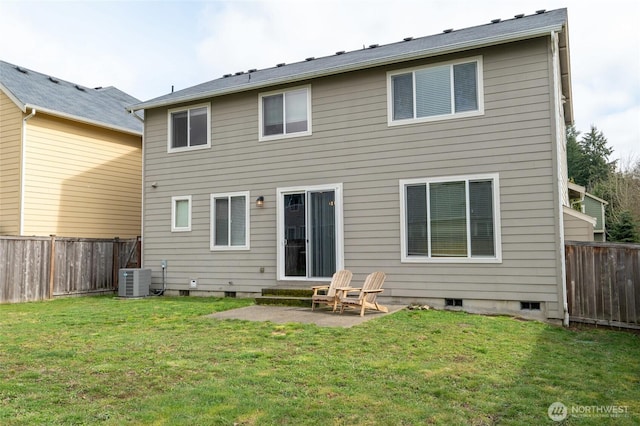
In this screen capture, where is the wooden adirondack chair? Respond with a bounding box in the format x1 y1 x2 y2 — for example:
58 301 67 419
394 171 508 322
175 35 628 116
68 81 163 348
339 271 387 316
311 269 353 312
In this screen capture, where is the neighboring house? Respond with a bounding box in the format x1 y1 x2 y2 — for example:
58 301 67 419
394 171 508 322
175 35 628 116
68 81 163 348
130 8 577 323
584 193 608 241
567 182 608 241
0 60 143 238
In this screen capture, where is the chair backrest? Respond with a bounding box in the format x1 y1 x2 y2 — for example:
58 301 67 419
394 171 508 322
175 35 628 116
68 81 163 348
360 271 386 303
327 269 353 297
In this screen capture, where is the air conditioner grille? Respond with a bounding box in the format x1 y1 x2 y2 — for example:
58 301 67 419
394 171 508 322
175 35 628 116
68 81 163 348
118 268 151 298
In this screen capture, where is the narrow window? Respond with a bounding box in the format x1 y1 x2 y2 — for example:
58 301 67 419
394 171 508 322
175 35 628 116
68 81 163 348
171 196 192 232
406 184 428 255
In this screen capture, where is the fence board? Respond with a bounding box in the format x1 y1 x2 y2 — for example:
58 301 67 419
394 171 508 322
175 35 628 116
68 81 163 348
566 241 640 330
1 236 140 303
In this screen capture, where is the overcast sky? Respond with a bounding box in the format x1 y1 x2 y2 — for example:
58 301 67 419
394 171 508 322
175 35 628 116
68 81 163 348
1 0 638 164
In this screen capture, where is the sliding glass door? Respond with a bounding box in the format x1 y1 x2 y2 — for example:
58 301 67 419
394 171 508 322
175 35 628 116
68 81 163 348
279 184 343 280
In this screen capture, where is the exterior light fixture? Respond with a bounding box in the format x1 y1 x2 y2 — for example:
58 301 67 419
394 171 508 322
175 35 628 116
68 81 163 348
256 196 264 207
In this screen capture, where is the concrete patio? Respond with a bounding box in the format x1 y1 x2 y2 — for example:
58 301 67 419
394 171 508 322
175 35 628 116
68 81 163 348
206 304 407 328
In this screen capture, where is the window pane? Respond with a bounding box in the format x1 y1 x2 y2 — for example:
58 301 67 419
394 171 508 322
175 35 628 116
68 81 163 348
284 193 306 277
285 89 308 133
190 107 208 146
215 198 229 246
308 191 336 278
230 196 246 246
392 73 414 120
175 199 189 228
171 111 188 148
470 180 495 256
406 184 428 255
430 181 467 257
263 94 284 136
454 62 478 113
416 65 451 117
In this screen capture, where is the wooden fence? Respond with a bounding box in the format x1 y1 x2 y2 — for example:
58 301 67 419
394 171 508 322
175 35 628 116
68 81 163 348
0 235 140 303
566 241 640 329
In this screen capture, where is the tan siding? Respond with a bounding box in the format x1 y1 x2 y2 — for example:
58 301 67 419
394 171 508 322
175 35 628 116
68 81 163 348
0 91 22 235
563 209 594 242
22 114 141 238
142 38 565 318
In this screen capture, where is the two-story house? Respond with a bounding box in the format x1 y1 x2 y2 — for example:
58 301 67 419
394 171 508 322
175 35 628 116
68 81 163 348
0 60 142 238
129 8 580 323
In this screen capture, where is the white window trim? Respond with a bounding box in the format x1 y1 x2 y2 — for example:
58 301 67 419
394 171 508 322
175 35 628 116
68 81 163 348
387 56 484 126
258 85 312 142
167 102 211 153
210 191 250 251
171 195 192 232
399 173 502 263
276 183 344 281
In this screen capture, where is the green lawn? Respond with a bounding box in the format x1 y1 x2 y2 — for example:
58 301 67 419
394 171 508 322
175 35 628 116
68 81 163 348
0 296 638 425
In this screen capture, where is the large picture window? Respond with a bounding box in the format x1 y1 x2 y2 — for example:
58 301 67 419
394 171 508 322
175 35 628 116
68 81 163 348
388 57 483 125
168 103 210 152
210 192 250 250
400 174 501 262
259 86 311 141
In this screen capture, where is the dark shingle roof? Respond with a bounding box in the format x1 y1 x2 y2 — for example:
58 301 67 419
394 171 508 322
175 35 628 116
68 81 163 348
0 60 142 134
130 8 568 111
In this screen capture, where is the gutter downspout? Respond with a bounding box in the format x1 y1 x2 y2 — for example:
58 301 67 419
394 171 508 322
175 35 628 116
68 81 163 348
20 108 36 235
129 110 145 268
551 31 570 327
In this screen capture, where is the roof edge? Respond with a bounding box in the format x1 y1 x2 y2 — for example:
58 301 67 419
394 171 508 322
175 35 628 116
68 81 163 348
129 22 564 112
26 104 143 136
0 82 27 112
585 192 609 205
563 205 597 227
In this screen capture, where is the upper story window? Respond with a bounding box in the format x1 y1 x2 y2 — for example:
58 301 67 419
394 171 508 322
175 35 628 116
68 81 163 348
259 86 311 141
168 103 211 152
388 57 483 125
399 173 501 263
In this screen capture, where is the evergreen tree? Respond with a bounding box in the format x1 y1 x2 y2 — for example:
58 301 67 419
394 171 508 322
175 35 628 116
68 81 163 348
566 125 584 184
608 210 640 243
566 125 615 191
579 126 615 190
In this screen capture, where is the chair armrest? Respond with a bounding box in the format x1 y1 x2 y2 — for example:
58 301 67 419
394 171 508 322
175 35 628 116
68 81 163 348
361 289 384 294
336 287 361 298
311 285 330 296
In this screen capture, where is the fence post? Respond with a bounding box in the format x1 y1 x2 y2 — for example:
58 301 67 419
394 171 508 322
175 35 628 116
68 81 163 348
136 236 141 268
49 235 56 299
112 237 120 290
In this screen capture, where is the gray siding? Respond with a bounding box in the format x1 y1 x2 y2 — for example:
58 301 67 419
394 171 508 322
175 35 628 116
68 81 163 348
563 209 594 242
142 37 565 319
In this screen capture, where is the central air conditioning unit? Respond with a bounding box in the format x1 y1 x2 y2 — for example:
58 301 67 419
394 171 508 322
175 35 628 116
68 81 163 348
118 268 151 298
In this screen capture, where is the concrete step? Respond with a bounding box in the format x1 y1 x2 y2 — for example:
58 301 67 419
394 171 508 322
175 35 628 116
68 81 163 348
255 286 316 307
255 295 312 307
261 287 314 298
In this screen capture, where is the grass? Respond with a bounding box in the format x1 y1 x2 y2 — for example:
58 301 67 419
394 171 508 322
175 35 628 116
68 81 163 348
0 296 639 425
